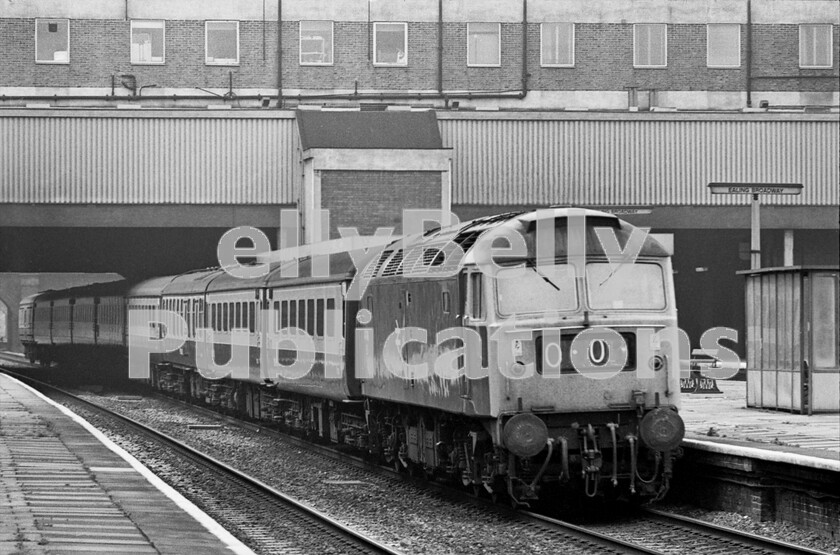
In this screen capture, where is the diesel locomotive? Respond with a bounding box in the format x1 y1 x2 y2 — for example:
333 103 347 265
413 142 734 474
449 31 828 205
20 208 685 505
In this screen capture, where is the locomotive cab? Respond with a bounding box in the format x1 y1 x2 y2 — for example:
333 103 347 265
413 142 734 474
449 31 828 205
465 210 684 503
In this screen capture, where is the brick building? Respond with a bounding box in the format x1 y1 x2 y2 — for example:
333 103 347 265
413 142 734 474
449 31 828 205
0 0 837 109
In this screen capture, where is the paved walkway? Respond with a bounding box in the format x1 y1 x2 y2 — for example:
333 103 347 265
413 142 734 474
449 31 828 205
0 372 253 554
680 379 840 462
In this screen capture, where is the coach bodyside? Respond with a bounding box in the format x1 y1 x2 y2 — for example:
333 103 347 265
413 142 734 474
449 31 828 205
157 269 223 372
259 254 357 400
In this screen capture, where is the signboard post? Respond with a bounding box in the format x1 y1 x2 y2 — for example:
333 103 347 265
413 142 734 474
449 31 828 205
708 183 803 269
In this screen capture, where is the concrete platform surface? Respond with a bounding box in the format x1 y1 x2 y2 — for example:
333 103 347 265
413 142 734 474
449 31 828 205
680 379 840 466
0 373 254 555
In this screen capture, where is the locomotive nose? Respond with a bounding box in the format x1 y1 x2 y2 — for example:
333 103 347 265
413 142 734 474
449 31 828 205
639 407 685 451
503 413 549 458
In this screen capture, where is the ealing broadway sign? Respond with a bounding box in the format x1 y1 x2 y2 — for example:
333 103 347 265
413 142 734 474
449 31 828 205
708 183 804 195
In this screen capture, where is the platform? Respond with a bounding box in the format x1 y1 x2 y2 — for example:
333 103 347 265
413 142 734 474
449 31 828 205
680 379 840 466
0 372 253 555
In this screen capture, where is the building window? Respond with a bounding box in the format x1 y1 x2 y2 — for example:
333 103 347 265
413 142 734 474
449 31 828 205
35 19 69 64
468 22 500 67
800 24 833 68
707 24 740 67
131 20 165 64
373 22 407 65
541 22 574 67
634 24 667 68
300 21 333 65
206 21 239 65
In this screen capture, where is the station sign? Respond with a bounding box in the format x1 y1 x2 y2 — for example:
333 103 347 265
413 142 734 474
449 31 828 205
708 183 803 195
596 207 653 215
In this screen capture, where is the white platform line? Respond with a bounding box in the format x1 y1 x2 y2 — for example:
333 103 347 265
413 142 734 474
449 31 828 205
11 375 256 555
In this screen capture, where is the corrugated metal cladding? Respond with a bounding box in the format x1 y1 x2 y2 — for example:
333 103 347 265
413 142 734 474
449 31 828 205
0 111 837 207
0 112 298 204
438 114 839 206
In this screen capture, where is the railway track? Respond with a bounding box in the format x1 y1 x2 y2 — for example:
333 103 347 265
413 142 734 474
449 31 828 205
638 508 830 555
2 368 401 555
148 389 833 555
154 391 828 555
2 364 832 555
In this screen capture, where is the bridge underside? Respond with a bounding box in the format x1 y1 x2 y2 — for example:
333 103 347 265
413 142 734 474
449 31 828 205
1 203 837 360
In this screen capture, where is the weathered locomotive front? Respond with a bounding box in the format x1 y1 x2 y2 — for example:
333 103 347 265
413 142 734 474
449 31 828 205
466 209 685 504
353 207 684 505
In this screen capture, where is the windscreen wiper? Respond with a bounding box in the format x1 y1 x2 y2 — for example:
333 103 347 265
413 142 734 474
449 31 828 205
527 262 561 291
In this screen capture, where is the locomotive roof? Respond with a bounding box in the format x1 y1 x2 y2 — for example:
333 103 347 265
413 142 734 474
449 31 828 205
364 207 670 280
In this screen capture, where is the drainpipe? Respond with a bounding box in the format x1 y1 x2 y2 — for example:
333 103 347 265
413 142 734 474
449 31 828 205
520 0 529 99
277 0 283 108
438 0 444 95
746 0 752 107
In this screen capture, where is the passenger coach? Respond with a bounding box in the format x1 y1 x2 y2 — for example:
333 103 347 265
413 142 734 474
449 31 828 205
20 208 685 505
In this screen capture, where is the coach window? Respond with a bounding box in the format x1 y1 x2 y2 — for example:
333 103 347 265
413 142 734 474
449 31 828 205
36 19 69 64
236 302 243 329
298 300 307 333
468 23 500 67
707 24 740 68
316 299 325 337
373 22 407 66
130 20 164 64
289 300 297 331
541 23 574 67
800 24 833 68
326 298 338 337
307 299 316 336
468 273 484 320
634 24 667 68
280 300 288 329
222 303 229 332
300 21 333 65
186 300 192 337
206 21 239 65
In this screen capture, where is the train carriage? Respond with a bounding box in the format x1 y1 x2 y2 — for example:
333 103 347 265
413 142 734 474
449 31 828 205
20 207 685 505
19 294 38 362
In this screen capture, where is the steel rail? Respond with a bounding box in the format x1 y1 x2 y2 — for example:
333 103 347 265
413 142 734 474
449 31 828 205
0 367 402 555
155 390 828 555
641 507 832 555
143 390 668 554
4 361 828 555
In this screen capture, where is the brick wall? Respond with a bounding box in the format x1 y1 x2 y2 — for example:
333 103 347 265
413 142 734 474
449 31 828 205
0 17 837 94
320 170 442 239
